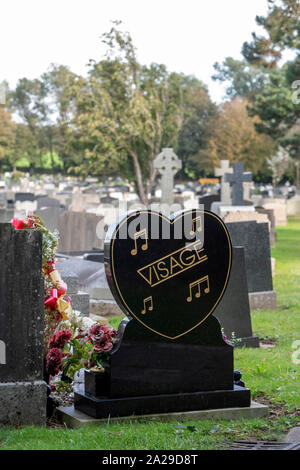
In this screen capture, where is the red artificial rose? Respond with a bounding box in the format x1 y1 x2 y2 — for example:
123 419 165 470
92 343 104 354
102 325 116 342
49 329 72 349
103 341 113 352
46 347 62 376
89 324 105 343
92 338 113 354
12 218 25 230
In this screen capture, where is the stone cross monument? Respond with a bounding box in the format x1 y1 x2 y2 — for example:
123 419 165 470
154 148 182 206
214 160 233 204
225 162 252 206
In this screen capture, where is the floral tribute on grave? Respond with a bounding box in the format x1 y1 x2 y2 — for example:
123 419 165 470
11 213 117 389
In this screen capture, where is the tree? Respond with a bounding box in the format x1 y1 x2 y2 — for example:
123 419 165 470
0 106 16 167
70 24 187 204
267 146 293 184
176 80 218 178
41 64 78 171
212 57 268 102
242 0 300 69
243 1 300 170
205 98 276 174
212 0 300 184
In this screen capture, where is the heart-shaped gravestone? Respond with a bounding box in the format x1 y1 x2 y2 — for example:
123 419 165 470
105 209 232 340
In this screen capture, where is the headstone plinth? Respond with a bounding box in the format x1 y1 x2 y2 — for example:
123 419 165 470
74 210 251 419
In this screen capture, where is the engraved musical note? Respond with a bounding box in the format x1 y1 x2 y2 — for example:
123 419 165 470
186 275 210 302
190 215 202 236
141 296 153 314
131 229 148 256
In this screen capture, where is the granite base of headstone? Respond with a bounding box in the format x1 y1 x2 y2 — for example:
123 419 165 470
0 224 47 425
225 221 277 310
74 209 251 419
74 318 250 419
213 247 259 348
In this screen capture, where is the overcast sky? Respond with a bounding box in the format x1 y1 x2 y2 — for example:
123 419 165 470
1 0 270 103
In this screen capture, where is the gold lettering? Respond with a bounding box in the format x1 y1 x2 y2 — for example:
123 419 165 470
137 240 208 287
179 248 196 266
169 256 183 275
157 261 169 279
152 264 160 282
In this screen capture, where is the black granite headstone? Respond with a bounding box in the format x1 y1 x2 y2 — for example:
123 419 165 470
15 192 35 202
37 196 61 209
225 221 273 293
199 194 220 211
213 247 259 348
74 210 250 419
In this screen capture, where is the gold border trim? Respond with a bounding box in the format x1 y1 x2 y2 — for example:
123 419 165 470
111 210 232 340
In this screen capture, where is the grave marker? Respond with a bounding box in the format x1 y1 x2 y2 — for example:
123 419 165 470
0 224 46 425
215 160 233 204
225 162 252 206
154 148 182 206
74 209 251 419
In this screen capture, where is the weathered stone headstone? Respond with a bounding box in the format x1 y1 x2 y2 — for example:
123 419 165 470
261 198 287 227
255 206 276 246
215 160 233 204
71 192 100 212
74 209 251 419
225 221 277 310
153 148 182 206
225 162 252 206
0 224 46 425
36 206 60 233
58 211 103 252
287 197 300 215
213 247 259 347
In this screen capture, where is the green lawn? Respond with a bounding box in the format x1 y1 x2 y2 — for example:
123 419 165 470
0 217 299 450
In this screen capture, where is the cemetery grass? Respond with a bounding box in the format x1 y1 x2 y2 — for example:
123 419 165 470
0 218 299 450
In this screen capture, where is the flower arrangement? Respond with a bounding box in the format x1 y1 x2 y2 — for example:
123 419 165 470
46 324 117 380
11 213 117 385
